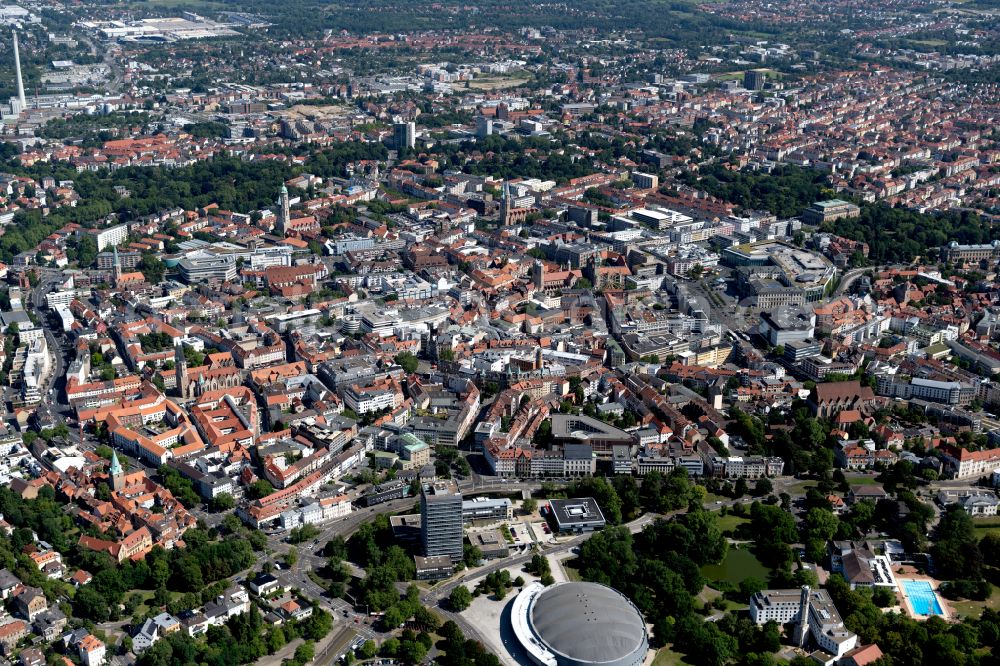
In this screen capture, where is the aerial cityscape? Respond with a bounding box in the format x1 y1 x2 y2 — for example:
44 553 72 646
0 0 998 665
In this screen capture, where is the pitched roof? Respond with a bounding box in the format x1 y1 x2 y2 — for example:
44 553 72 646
843 644 884 666
814 380 875 403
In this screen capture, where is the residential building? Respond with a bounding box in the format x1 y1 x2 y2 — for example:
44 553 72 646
78 634 106 666
91 224 129 251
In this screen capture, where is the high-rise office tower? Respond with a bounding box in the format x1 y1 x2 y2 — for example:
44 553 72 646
420 480 463 562
744 70 766 91
394 121 415 150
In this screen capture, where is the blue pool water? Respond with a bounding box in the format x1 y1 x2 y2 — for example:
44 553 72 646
902 580 944 616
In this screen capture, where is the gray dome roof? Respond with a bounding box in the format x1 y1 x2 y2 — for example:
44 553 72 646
529 582 646 664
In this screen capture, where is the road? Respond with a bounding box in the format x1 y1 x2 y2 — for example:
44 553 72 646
26 269 75 429
833 266 869 297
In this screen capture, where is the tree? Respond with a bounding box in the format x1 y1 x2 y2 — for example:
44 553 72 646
873 587 896 607
138 253 166 284
373 639 398 662
284 547 298 568
527 554 551 577
463 544 483 568
210 493 235 511
803 508 839 542
932 506 983 580
359 640 378 660
739 577 766 599
394 352 419 374
414 607 441 632
449 585 473 611
384 604 408 629
400 637 428 665
289 524 321 544
75 235 98 267
74 585 110 622
266 627 287 654
247 479 275 500
808 447 834 478
294 641 315 664
301 608 333 640
567 477 622 524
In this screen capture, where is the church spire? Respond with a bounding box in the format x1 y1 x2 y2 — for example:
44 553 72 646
500 181 512 226
112 244 122 282
175 343 189 399
109 450 124 492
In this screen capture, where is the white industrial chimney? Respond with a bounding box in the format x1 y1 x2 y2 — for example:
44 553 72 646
13 30 26 111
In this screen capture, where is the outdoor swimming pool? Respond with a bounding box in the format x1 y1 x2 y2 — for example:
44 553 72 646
902 580 944 616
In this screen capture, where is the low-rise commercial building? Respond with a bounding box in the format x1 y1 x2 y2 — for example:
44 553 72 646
547 497 606 533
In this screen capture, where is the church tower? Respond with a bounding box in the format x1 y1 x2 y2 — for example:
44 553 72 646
112 245 123 283
276 184 290 236
533 258 544 292
500 181 512 227
175 343 189 399
109 450 125 492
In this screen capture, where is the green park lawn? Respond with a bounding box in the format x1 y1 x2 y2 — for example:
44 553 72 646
652 646 695 666
950 586 1000 618
562 557 583 582
949 565 1000 618
846 476 882 486
713 513 750 535
972 518 1000 537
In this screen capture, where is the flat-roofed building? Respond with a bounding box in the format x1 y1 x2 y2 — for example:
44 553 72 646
550 414 633 455
468 530 510 560
462 497 513 524
801 199 861 225
414 554 453 581
421 480 464 562
178 250 238 283
750 586 857 658
547 497 606 533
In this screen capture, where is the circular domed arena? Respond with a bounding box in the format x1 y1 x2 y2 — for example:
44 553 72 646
511 581 649 666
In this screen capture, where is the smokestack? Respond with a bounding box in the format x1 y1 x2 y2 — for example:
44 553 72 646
13 30 26 111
